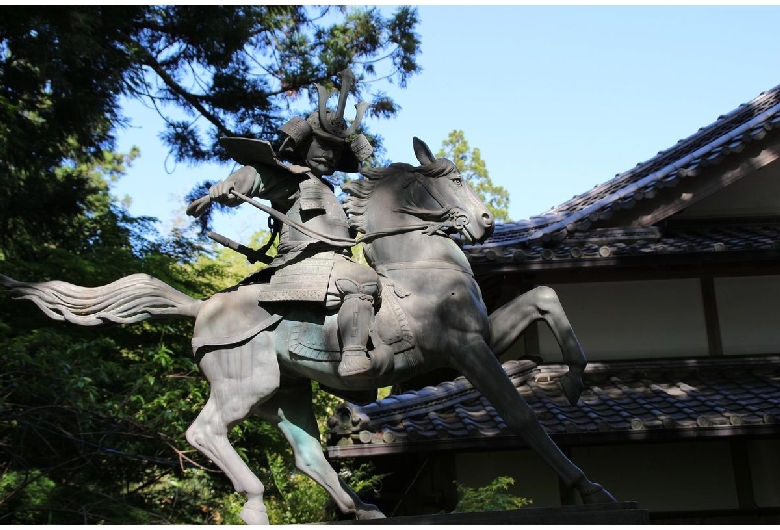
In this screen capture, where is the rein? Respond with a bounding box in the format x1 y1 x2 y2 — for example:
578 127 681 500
398 174 471 232
230 190 356 248
226 180 464 250
375 260 474 277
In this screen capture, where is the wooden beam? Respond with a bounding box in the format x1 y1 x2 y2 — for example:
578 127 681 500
700 277 724 357
558 445 577 506
730 439 756 510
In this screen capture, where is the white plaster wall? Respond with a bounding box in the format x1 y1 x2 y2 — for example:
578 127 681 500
715 275 780 355
570 441 739 512
454 441 740 513
537 279 709 361
499 330 527 361
454 449 561 508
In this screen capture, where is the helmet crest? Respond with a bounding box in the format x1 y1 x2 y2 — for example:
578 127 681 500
314 68 370 138
278 67 373 171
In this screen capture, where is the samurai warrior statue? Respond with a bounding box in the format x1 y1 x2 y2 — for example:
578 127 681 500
187 69 378 379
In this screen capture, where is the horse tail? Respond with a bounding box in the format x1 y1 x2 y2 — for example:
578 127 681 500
0 273 202 325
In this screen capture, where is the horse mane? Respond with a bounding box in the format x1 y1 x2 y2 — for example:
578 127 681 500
343 158 458 234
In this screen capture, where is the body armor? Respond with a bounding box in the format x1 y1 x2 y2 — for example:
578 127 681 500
217 68 378 378
255 176 369 306
276 177 351 255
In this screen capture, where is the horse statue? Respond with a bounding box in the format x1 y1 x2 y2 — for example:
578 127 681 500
0 138 615 524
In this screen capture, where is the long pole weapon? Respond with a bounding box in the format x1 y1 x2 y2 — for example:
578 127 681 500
188 189 356 264
190 189 448 264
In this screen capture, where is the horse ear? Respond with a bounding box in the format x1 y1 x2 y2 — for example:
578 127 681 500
412 137 436 165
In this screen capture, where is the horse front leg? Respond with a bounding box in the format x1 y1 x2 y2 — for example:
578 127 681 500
450 337 616 505
488 286 586 405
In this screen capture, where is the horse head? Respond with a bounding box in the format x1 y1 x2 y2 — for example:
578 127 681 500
343 137 495 246
408 137 494 244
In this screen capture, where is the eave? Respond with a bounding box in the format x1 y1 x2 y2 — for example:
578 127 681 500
467 220 780 278
464 83 780 253
326 356 780 459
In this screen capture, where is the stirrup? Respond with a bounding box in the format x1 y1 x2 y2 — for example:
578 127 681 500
338 347 372 378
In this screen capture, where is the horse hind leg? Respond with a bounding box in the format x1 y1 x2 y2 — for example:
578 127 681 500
187 398 270 524
186 336 281 525
489 286 586 405
257 383 386 521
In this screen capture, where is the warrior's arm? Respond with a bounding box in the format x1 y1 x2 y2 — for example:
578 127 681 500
207 166 256 206
215 163 300 199
186 164 300 217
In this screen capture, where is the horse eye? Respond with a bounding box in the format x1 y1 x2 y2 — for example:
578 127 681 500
452 177 463 186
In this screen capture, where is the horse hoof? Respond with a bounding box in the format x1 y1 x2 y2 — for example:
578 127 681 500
240 499 270 525
579 482 617 504
356 504 386 520
559 372 583 406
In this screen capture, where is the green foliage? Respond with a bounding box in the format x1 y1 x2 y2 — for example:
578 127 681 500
0 6 421 249
265 453 333 525
453 476 532 513
0 7 424 521
0 470 57 524
436 130 512 224
1 6 420 162
338 460 387 501
0 306 219 523
0 145 233 523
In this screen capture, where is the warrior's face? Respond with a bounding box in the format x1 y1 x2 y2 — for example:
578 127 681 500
306 135 344 176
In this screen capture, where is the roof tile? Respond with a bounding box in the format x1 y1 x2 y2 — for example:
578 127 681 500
327 356 780 451
468 222 780 264
467 83 780 250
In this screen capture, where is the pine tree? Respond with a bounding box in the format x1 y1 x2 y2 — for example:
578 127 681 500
436 130 511 224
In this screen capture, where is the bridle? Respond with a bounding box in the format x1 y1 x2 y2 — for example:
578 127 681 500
397 172 472 235
226 172 473 248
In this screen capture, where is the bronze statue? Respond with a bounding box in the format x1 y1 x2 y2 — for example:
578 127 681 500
1 76 616 523
186 69 378 379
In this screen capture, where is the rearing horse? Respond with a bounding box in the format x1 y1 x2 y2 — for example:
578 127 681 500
1 138 615 524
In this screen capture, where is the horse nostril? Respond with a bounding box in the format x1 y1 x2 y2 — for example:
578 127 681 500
482 212 494 227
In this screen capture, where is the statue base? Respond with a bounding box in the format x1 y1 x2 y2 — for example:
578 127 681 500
328 502 649 525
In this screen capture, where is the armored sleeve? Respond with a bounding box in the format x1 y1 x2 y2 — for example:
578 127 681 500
246 164 302 206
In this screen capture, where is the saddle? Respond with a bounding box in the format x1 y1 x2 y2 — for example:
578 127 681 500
288 277 417 368
191 278 422 373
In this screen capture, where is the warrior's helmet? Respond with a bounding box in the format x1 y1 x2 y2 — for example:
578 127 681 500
279 68 373 173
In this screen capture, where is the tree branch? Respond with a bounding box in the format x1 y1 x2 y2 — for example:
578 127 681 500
138 49 234 137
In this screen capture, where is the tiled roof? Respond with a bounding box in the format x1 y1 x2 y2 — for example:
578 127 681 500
465 220 780 266
467 83 780 250
326 356 780 455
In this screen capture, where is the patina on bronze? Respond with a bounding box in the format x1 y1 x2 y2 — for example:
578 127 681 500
1 81 617 524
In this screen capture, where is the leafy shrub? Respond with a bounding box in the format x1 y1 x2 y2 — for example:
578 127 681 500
453 476 532 513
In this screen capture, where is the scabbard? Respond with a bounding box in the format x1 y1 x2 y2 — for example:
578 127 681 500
207 231 266 264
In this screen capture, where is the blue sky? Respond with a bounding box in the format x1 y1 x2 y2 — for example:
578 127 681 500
114 5 780 243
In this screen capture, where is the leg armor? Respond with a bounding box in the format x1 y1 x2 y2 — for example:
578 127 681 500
330 260 379 378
